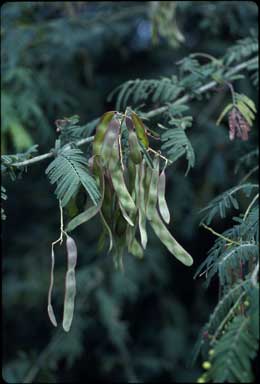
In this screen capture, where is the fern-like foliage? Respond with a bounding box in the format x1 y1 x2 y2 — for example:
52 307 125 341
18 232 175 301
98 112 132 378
223 35 258 66
193 135 259 382
108 76 184 112
160 125 195 175
199 183 258 225
45 145 100 207
208 312 259 383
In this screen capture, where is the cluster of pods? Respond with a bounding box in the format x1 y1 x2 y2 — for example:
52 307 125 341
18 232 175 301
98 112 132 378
66 109 193 269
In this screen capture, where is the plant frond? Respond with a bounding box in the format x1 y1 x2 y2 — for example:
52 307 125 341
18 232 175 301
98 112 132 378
45 146 100 207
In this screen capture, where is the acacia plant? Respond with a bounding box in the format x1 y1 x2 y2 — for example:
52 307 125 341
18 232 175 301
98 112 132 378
1 3 259 382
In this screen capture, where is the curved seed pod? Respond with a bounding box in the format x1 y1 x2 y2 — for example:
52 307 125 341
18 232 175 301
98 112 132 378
129 238 144 259
150 214 193 266
131 112 149 149
146 156 160 220
128 130 142 164
127 157 137 199
99 210 113 253
100 119 120 165
138 160 148 249
114 206 127 236
119 201 134 226
63 236 77 332
109 142 137 217
126 223 135 252
92 111 115 156
158 170 170 224
47 245 58 327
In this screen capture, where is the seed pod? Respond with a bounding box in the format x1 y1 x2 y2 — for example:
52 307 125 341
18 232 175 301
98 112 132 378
99 210 113 253
129 238 144 259
149 213 193 266
62 236 77 332
92 111 115 156
146 156 160 220
158 170 170 224
127 157 137 199
138 160 148 249
47 245 58 327
131 112 149 149
100 119 120 165
128 130 142 164
109 142 137 218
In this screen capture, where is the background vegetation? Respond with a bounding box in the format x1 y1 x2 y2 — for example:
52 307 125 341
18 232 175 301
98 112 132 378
2 2 258 382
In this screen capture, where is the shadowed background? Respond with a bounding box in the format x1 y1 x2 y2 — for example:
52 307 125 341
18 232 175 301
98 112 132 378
2 2 258 382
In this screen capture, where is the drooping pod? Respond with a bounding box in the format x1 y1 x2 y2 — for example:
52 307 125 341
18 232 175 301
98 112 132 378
108 141 137 219
149 215 193 266
146 156 160 221
47 245 58 327
146 157 193 267
131 112 149 149
125 115 142 164
62 235 78 332
158 169 170 224
138 160 148 249
92 111 116 156
128 130 142 164
100 119 121 165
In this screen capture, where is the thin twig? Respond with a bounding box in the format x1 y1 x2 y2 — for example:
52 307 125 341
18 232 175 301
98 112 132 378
201 223 241 246
243 193 259 221
4 56 257 170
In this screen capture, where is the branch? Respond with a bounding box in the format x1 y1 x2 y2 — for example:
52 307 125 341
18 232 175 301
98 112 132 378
5 56 257 170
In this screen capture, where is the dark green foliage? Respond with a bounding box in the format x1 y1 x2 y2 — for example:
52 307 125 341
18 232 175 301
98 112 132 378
45 145 100 207
2 2 258 383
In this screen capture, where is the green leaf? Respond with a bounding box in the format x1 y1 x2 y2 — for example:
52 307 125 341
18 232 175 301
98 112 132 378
216 103 233 125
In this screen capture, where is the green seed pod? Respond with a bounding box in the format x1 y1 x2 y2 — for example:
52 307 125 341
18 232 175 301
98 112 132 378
63 235 77 332
92 111 115 156
129 130 142 164
145 157 193 267
129 238 144 259
138 160 148 249
127 157 137 199
47 245 58 327
100 119 120 165
131 112 149 149
158 170 170 224
109 142 137 218
150 213 193 266
99 210 113 253
146 156 160 220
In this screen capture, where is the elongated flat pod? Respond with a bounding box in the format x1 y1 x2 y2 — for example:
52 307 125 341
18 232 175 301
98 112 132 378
99 210 113 253
138 160 148 249
128 130 142 164
100 119 120 165
146 157 160 220
158 170 170 224
63 236 78 332
131 112 149 148
47 245 58 327
129 238 144 259
119 200 134 226
150 213 193 266
127 157 137 200
92 111 115 156
109 143 137 217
